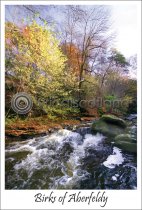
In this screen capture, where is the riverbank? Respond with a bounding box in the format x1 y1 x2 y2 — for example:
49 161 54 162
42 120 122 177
5 115 97 140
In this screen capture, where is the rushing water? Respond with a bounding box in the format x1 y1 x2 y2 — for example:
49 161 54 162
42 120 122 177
5 117 137 190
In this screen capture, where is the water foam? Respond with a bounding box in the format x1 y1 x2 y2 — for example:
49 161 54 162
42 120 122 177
53 132 105 188
103 147 124 169
7 129 134 189
13 130 105 188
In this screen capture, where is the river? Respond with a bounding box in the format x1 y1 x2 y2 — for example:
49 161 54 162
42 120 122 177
5 115 137 189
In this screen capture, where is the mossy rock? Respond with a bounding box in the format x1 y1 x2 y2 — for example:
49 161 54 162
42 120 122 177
114 141 137 153
6 150 32 161
101 114 127 128
91 119 126 138
114 134 132 142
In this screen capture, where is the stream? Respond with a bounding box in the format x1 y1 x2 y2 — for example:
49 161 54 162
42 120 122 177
5 115 137 190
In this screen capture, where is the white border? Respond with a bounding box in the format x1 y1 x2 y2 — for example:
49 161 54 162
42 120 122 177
1 0 142 5
1 1 141 210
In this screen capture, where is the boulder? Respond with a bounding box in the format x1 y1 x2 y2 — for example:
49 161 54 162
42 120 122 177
91 115 127 138
91 114 137 153
114 134 137 153
101 114 127 128
114 141 137 153
114 134 132 142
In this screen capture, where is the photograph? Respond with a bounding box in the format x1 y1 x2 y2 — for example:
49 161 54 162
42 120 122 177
5 3 137 190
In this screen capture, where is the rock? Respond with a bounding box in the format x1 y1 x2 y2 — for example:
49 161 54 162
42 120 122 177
58 142 74 161
91 115 127 138
48 128 54 133
6 150 32 160
76 117 81 121
91 115 137 153
101 114 127 128
80 117 96 122
114 141 137 153
114 134 137 153
114 134 132 142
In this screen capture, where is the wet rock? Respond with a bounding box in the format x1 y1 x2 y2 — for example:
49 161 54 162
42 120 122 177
82 146 113 174
91 115 127 139
114 141 137 153
6 150 32 161
58 142 74 161
126 125 137 142
114 134 137 153
75 127 91 136
101 115 127 128
48 128 54 133
92 120 125 138
114 134 132 142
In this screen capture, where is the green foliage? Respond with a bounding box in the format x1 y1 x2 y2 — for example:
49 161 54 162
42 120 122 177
104 95 117 101
5 21 79 117
98 107 105 117
81 75 100 99
110 49 129 67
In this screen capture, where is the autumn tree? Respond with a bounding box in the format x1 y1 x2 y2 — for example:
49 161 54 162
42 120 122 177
61 43 82 77
61 6 112 101
5 21 78 116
